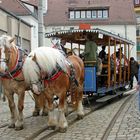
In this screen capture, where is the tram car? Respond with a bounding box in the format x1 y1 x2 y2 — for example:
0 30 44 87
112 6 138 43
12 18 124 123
45 28 134 102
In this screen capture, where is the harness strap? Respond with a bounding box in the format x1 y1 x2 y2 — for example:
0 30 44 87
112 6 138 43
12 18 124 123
44 71 63 85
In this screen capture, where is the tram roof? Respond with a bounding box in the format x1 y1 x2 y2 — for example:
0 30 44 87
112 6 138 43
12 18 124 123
45 28 134 46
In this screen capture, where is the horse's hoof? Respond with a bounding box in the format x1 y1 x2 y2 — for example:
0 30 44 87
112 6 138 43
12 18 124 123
48 126 56 130
42 111 48 116
32 111 40 116
59 127 67 133
77 114 84 120
15 125 24 131
8 124 15 128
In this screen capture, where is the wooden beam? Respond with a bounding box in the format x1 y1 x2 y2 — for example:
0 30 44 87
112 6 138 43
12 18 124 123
107 37 111 88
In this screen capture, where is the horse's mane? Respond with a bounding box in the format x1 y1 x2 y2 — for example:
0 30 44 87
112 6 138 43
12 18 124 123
0 35 13 48
23 47 67 84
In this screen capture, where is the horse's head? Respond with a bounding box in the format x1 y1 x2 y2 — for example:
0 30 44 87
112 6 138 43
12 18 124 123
0 35 15 72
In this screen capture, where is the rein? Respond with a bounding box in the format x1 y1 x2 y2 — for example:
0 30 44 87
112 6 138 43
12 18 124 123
0 46 25 82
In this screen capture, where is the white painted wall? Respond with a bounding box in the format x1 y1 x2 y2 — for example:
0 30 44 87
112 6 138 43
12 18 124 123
19 16 38 50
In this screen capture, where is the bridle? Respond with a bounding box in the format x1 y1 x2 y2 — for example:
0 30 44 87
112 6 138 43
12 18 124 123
0 57 10 63
0 46 25 81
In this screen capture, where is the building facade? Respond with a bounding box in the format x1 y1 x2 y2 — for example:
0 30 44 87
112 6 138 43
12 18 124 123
0 6 31 52
0 0 39 51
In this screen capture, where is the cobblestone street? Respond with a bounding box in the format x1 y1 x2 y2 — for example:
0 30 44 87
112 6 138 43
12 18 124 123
0 89 139 140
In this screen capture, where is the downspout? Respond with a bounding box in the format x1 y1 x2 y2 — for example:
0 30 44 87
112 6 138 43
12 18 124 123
17 19 21 47
124 24 128 57
38 0 44 47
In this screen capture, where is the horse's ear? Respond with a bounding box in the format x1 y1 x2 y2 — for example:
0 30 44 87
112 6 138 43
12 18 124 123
32 53 37 62
9 37 15 43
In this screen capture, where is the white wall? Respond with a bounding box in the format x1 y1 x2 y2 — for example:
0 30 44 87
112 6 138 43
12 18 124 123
19 16 38 50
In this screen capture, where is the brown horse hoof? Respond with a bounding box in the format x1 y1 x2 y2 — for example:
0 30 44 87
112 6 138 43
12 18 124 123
59 127 67 133
15 125 24 131
8 124 15 128
77 115 84 120
42 111 48 116
32 111 40 116
48 126 56 130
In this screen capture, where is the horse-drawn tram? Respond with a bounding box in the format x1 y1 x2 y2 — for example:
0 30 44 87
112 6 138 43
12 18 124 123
45 28 134 102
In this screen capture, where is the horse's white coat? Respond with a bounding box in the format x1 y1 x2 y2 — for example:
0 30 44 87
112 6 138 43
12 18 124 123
23 47 67 85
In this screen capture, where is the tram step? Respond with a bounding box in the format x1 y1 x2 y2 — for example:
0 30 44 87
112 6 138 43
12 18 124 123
96 92 123 103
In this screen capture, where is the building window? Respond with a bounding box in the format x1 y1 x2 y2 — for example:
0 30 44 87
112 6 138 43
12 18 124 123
81 11 86 19
87 10 91 18
69 8 109 20
135 0 140 4
97 10 103 18
103 10 108 18
136 27 140 36
70 11 74 19
92 10 97 18
75 11 80 19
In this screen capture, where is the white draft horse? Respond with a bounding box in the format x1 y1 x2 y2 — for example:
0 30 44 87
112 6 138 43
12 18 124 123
0 35 47 130
23 47 85 132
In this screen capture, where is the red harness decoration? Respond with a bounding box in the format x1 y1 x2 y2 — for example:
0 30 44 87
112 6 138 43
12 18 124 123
44 71 63 85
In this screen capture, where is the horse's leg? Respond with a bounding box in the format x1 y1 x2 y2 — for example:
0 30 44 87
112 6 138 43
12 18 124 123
76 87 84 120
15 92 25 130
45 92 57 129
32 93 48 116
42 97 48 116
32 93 41 116
5 91 17 128
64 99 68 116
58 93 68 133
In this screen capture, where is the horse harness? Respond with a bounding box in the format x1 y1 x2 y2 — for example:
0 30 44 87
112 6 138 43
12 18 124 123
0 46 26 81
34 58 79 92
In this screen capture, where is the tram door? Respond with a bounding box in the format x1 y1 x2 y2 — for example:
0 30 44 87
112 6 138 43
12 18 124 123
84 66 97 93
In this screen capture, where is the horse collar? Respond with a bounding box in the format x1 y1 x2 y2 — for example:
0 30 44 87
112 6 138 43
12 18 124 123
43 63 63 84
